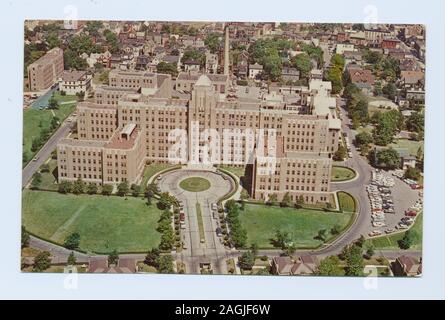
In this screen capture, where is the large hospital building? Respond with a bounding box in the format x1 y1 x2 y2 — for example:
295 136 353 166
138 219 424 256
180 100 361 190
57 69 341 204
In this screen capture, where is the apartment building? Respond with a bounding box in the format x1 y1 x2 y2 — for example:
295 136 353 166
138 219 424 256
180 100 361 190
57 71 341 204
27 47 64 91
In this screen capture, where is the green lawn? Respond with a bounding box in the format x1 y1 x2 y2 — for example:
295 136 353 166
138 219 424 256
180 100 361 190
22 190 162 253
141 163 179 187
179 177 211 192
331 166 357 182
239 203 353 249
53 92 78 104
218 165 246 178
368 213 423 250
389 139 423 156
39 159 58 190
337 191 357 213
196 202 205 242
23 103 76 165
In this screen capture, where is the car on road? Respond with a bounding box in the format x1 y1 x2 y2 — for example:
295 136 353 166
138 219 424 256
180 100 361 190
385 228 395 234
212 211 218 219
211 203 218 210
396 223 409 230
182 242 187 250
32 156 39 162
180 212 185 221
156 175 162 180
216 227 222 237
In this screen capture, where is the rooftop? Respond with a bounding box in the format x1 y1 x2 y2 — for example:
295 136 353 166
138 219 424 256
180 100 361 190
106 124 140 150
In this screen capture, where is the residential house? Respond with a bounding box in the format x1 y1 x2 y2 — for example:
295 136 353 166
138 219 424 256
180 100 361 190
271 255 318 276
392 256 422 277
281 67 300 83
205 52 218 74
249 63 263 79
135 55 150 70
183 60 201 73
347 65 375 95
58 70 92 95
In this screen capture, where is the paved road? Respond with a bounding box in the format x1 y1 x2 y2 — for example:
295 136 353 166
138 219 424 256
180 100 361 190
158 169 235 274
22 119 76 188
29 235 90 264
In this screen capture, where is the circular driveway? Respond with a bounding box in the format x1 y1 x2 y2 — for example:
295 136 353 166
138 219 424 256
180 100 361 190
158 169 234 200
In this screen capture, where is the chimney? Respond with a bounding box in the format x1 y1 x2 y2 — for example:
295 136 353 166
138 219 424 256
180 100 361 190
224 26 230 75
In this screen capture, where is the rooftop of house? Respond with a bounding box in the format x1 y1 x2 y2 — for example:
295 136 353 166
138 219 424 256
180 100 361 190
396 255 421 274
249 63 263 70
60 70 88 82
348 67 375 85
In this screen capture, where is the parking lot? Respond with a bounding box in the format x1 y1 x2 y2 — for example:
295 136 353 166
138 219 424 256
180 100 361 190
367 169 422 238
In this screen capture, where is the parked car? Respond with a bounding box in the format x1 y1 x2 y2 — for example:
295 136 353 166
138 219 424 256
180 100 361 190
405 210 417 217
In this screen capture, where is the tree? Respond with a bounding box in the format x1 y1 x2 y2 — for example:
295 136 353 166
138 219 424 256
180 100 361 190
130 184 141 197
238 251 255 270
330 224 341 235
101 184 113 195
355 131 373 148
284 244 297 257
159 227 175 251
317 255 344 276
67 252 77 265
45 32 60 49
72 178 86 194
47 93 59 110
31 172 42 189
33 251 51 272
117 181 129 196
404 166 421 181
365 244 375 259
406 111 424 135
333 144 347 161
103 29 119 53
280 192 292 207
315 229 327 242
181 48 205 67
156 255 174 274
156 61 178 77
21 226 30 248
382 82 397 100
64 232 80 250
58 180 72 194
343 244 364 276
295 195 305 208
158 192 174 210
204 33 221 53
375 148 400 169
292 53 312 78
31 137 42 152
274 230 292 250
108 249 119 265
267 193 278 206
398 230 416 250
144 248 161 268
85 21 103 37
40 163 50 173
87 183 98 195
356 235 366 248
